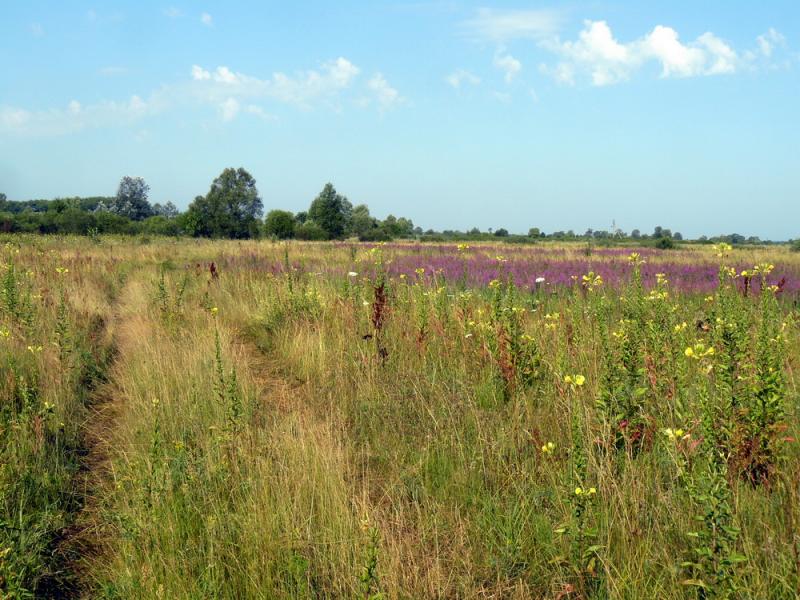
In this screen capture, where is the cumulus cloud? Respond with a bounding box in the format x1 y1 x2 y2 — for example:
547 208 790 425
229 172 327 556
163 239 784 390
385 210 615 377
493 51 522 82
367 73 403 111
461 8 563 42
445 69 481 88
539 20 775 86
756 28 786 57
200 12 213 26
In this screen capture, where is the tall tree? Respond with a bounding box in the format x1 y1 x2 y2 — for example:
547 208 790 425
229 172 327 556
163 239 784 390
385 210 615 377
349 204 377 238
308 183 348 239
185 168 263 238
113 176 152 220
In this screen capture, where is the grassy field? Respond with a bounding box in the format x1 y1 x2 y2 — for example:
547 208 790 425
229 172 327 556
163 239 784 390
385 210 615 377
1 236 799 598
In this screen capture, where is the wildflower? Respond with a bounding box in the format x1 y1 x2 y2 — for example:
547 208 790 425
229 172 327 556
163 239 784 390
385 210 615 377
574 487 583 496
663 428 686 441
488 279 502 289
564 374 585 387
627 252 642 264
210 306 219 315
55 266 69 274
674 322 688 333
495 255 507 263
151 398 160 407
0 328 9 338
535 276 546 284
684 347 694 358
457 243 470 252
541 441 556 454
348 271 358 277
588 487 597 496
27 345 42 353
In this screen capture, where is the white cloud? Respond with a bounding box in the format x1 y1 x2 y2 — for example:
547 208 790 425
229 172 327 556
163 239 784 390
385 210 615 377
220 98 240 121
191 65 211 81
200 12 213 26
0 95 156 137
541 20 750 86
756 28 787 58
30 23 44 37
446 69 481 88
461 8 563 42
163 7 183 18
367 73 402 111
1 57 396 136
188 58 361 108
493 51 521 83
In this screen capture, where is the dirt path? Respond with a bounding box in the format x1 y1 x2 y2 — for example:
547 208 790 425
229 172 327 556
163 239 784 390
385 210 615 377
42 277 131 598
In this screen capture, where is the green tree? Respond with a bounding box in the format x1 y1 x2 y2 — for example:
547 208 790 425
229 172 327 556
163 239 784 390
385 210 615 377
111 176 153 220
308 183 349 239
264 209 296 239
185 168 263 238
349 204 378 239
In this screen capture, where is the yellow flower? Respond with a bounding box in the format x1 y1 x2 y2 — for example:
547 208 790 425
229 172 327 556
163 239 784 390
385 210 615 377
210 306 219 315
588 487 597 495
574 374 586 386
684 347 694 357
541 442 556 454
574 487 583 496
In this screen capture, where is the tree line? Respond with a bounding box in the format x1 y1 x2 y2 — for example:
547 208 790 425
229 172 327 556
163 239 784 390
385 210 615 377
0 168 789 244
0 168 414 241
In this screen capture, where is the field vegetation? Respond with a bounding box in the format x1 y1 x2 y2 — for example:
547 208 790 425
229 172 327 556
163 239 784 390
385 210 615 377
1 236 799 598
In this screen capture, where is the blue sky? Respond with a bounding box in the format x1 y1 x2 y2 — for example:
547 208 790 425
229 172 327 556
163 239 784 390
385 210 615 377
1 1 798 239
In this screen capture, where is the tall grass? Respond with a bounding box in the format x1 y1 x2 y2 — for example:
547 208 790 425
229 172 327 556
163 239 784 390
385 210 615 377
2 236 798 598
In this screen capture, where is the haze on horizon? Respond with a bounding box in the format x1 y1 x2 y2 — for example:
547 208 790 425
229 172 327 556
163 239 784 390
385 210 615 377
1 1 798 240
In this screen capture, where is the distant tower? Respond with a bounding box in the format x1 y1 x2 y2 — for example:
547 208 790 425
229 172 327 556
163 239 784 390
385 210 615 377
612 218 616 232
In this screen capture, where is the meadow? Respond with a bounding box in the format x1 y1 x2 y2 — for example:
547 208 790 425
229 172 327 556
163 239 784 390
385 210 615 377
1 235 799 599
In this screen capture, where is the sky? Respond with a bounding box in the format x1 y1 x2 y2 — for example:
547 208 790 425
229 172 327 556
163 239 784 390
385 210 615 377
1 1 798 239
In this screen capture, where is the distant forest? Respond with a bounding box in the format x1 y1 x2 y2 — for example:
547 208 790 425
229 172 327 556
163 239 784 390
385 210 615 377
0 168 793 246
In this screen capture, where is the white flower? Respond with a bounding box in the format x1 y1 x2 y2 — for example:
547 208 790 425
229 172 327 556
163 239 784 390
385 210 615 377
535 277 546 284
348 271 358 277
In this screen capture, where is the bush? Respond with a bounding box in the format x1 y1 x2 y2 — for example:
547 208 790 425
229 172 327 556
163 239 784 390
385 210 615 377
654 237 676 250
295 221 328 241
791 240 800 252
